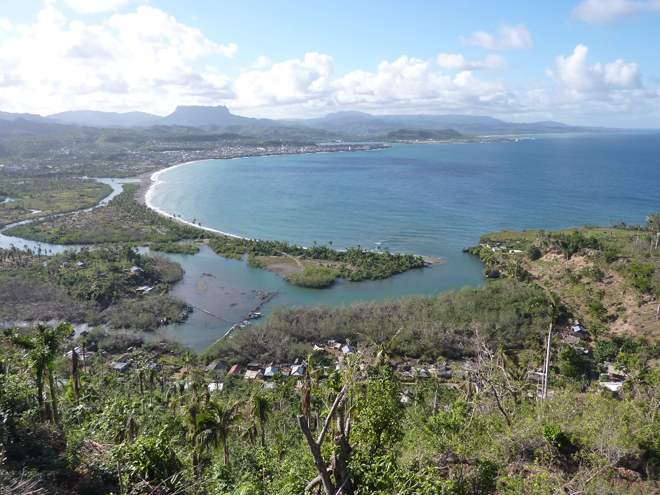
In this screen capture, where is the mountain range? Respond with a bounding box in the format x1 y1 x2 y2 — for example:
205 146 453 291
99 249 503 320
0 105 613 139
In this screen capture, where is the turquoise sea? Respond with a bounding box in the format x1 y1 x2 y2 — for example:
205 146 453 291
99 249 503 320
3 132 658 349
145 132 660 350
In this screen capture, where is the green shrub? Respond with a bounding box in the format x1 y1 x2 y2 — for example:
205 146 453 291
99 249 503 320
286 266 339 288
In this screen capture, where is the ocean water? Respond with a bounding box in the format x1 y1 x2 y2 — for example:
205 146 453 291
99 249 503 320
146 132 660 349
150 133 660 255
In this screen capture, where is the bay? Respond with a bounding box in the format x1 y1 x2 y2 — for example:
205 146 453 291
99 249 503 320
148 132 660 350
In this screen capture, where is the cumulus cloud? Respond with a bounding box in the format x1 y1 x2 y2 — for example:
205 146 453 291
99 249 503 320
436 53 510 71
546 44 641 92
572 0 660 25
0 5 656 127
226 54 512 118
252 55 273 69
234 53 334 107
0 18 13 33
0 5 237 114
461 24 534 50
63 0 133 14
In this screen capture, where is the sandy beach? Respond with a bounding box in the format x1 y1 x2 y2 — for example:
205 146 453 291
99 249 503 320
136 161 246 240
135 160 444 272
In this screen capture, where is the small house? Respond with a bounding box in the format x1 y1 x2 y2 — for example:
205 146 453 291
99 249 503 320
291 365 305 377
572 325 586 333
110 362 130 373
245 369 263 380
146 362 161 372
605 362 627 382
65 346 85 360
206 361 228 372
208 382 224 393
263 366 279 378
116 353 130 363
600 381 623 393
341 345 354 354
228 364 243 377
415 368 430 379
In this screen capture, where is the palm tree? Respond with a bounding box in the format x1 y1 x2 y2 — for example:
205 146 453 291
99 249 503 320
4 323 70 423
196 400 243 471
247 392 271 447
185 399 203 480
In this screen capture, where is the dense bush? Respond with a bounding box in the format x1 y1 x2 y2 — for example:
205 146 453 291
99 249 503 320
203 279 554 363
286 266 339 288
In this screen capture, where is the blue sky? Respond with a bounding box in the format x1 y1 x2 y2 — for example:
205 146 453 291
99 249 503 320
1 0 660 127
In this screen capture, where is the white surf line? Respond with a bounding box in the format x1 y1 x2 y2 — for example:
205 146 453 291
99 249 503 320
144 160 247 240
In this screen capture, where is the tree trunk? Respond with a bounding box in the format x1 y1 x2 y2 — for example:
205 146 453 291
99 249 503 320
332 405 354 494
36 366 46 422
223 440 231 471
298 415 335 495
72 350 80 404
48 369 59 424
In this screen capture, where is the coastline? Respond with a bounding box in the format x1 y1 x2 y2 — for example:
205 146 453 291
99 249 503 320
136 153 445 266
139 160 247 240
136 143 390 241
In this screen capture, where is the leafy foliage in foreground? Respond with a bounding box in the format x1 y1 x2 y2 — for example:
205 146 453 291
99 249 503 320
0 320 658 494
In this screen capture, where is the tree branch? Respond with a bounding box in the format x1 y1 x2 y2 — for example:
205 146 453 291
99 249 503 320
317 385 347 447
306 475 323 491
298 415 334 495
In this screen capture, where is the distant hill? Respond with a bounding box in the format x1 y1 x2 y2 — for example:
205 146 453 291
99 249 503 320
0 111 54 123
380 128 463 141
0 118 76 137
49 110 159 128
0 105 617 139
285 111 606 137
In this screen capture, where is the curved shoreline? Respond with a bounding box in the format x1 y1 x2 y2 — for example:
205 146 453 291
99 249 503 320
143 160 247 240
139 155 445 264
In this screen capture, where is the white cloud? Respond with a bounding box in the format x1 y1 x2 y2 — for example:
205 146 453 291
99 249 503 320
252 55 272 69
0 6 237 114
234 53 334 107
546 44 641 92
63 0 133 14
461 24 534 50
572 0 660 25
437 53 510 71
0 5 657 127
226 54 512 118
0 18 13 33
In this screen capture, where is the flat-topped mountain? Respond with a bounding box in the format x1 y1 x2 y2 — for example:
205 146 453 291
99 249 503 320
156 105 276 127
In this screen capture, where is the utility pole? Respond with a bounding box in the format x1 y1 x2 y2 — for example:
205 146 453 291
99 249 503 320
542 321 553 400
